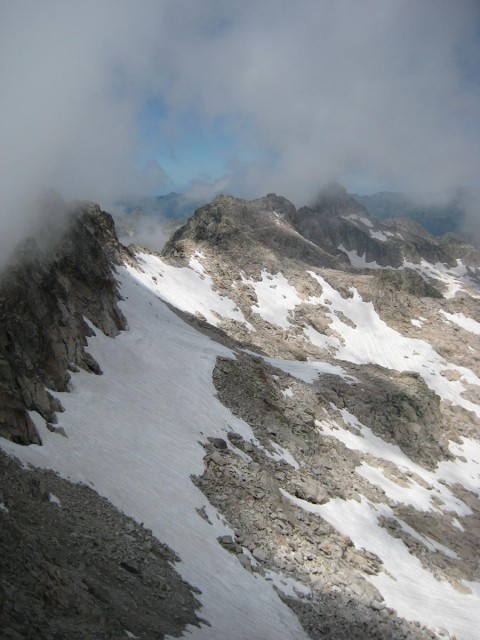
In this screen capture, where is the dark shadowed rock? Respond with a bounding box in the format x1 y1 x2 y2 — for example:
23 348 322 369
0 203 127 445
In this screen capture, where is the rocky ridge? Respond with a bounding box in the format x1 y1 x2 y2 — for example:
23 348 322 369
0 203 128 445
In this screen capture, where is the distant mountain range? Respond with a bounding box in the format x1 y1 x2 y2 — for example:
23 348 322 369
117 186 479 247
352 187 479 239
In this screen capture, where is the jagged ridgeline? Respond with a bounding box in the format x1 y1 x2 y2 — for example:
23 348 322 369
0 203 128 444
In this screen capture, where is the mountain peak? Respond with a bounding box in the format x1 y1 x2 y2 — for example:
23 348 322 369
162 193 341 270
309 181 370 218
313 181 349 201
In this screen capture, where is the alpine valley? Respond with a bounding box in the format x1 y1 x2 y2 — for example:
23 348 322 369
1 184 480 640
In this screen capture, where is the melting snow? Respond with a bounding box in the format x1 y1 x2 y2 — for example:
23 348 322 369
317 409 471 516
440 311 480 335
394 515 459 559
403 259 475 299
241 270 302 329
342 214 373 227
303 324 340 351
313 400 480 637
254 352 357 385
436 438 480 499
307 271 480 417
135 252 253 329
264 570 311 598
369 229 389 242
410 317 426 328
337 244 384 269
48 493 61 507
268 441 300 469
282 491 480 640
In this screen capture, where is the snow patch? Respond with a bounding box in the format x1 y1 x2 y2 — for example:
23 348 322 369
48 493 61 507
303 324 340 351
369 229 389 242
241 270 302 329
402 259 477 299
265 570 311 598
282 491 480 640
440 311 480 335
337 245 384 269
268 441 300 469
394 516 459 559
342 214 373 227
134 252 253 330
257 352 357 385
317 409 471 517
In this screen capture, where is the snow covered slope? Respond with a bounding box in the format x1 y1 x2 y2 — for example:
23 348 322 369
0 266 309 640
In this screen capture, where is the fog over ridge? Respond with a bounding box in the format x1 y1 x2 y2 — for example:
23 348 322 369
1 0 479 263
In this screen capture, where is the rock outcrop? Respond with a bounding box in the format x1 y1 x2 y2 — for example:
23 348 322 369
0 203 128 445
163 193 343 272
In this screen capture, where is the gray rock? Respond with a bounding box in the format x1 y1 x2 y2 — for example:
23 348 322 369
252 548 269 563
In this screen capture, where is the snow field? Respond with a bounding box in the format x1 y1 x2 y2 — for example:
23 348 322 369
241 270 302 329
0 266 309 640
134 251 253 329
313 404 480 638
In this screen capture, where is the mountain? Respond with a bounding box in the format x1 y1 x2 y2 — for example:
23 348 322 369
353 187 480 240
1 189 480 639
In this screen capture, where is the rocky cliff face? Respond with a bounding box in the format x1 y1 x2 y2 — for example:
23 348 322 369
289 183 456 268
0 203 127 445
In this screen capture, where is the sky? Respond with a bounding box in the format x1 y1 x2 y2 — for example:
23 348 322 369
0 0 479 255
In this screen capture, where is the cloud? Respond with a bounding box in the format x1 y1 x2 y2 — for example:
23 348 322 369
0 0 166 262
1 0 479 263
153 0 480 203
